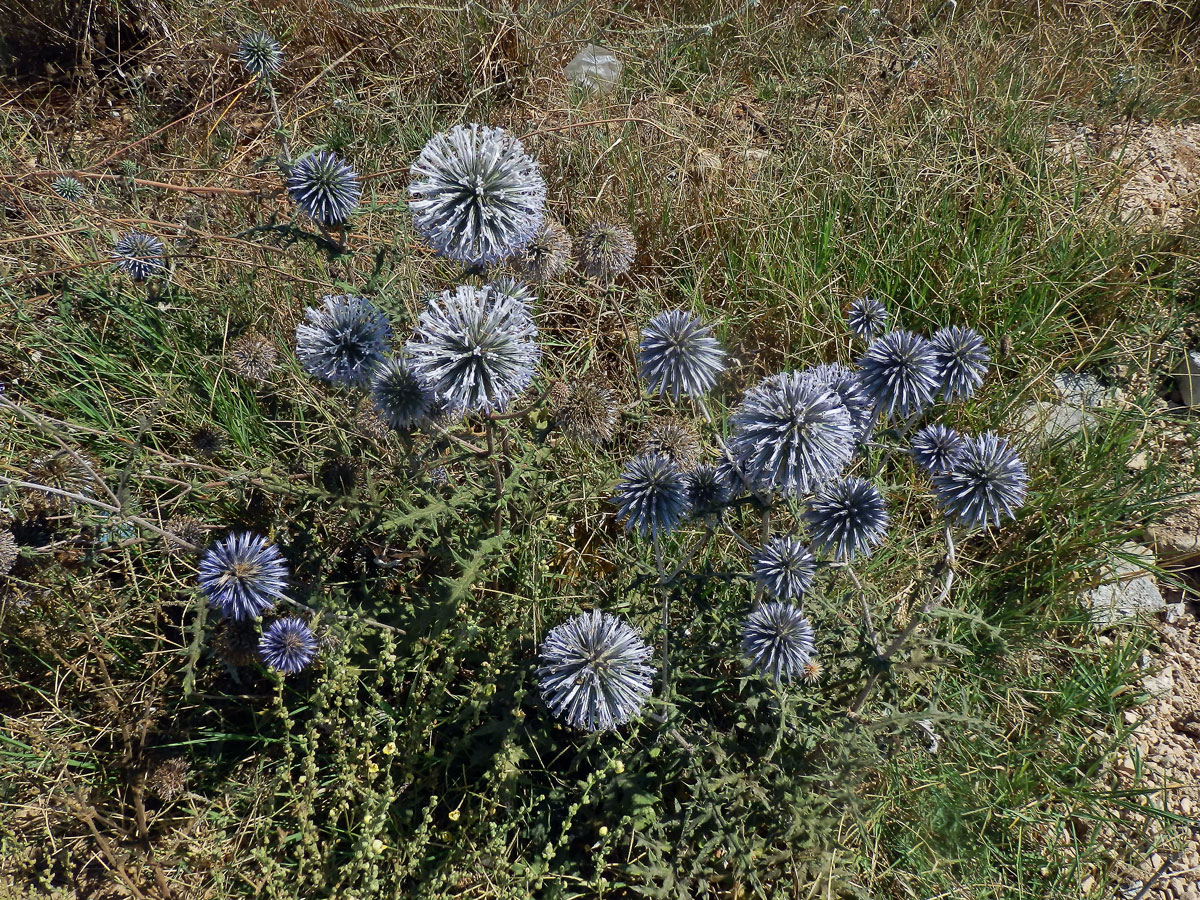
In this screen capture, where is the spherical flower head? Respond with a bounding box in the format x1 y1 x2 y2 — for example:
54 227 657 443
638 310 726 401
930 326 990 401
640 417 701 467
487 275 536 308
408 124 546 266
857 330 940 419
198 532 288 620
229 331 278 384
931 432 1028 529
729 372 857 497
371 355 437 431
576 221 636 281
111 231 165 281
847 295 887 341
295 294 391 387
611 453 690 538
406 284 540 416
556 379 619 445
515 219 572 282
742 602 816 684
52 176 85 201
237 30 283 80
810 363 873 439
684 464 731 519
537 609 655 731
287 151 361 226
804 477 889 561
910 423 963 474
259 617 318 674
752 535 816 601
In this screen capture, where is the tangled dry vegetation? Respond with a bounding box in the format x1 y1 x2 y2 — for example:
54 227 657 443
2 1 1200 899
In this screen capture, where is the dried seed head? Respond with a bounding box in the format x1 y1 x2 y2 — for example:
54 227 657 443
515 219 573 283
576 221 636 282
640 417 702 467
229 332 278 384
556 379 619 445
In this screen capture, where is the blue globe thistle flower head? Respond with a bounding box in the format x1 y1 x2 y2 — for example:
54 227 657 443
910 423 964 475
847 295 887 341
295 294 391 387
407 284 540 416
638 309 726 402
259 617 318 674
932 431 1028 529
684 464 731 520
729 372 857 497
286 151 361 226
753 535 817 602
742 602 816 684
371 355 438 431
198 532 288 620
537 609 656 731
857 330 940 420
237 30 283 80
111 231 165 281
611 453 691 539
52 176 85 201
408 124 546 266
804 477 889 561
930 326 990 401
810 363 873 439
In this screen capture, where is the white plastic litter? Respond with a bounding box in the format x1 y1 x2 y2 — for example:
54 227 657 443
564 45 622 92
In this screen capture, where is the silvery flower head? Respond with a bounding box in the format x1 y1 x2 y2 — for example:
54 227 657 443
515 219 572 282
857 330 940 419
729 372 857 497
931 432 1028 529
684 464 730 520
742 602 816 684
847 295 887 341
910 423 963 474
487 275 536 308
371 355 438 431
638 310 726 402
611 453 690 538
406 284 539 416
295 294 391 387
576 221 636 282
112 231 165 281
804 477 889 561
408 124 546 266
537 609 655 731
198 532 288 620
237 31 283 80
52 176 85 201
287 151 361 226
930 326 990 401
753 535 816 601
811 363 873 439
259 617 318 674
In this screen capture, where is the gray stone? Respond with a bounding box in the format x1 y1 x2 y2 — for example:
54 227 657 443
1016 400 1095 447
1052 372 1113 407
1175 350 1200 409
1086 543 1166 625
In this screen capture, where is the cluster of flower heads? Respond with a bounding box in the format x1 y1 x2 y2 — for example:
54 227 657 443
544 300 1031 734
196 532 317 674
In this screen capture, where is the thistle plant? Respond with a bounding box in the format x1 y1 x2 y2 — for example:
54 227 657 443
515 219 573 282
537 609 655 731
909 423 963 474
228 332 278 384
556 379 619 445
408 124 546 266
742 603 816 684
611 453 690 539
198 533 288 620
51 176 85 201
576 221 636 282
295 295 391 388
752 536 816 601
287 151 361 227
931 432 1028 529
406 284 539 416
371 356 438 431
637 310 726 402
237 30 284 80
259 617 318 673
857 330 941 419
847 295 887 341
930 326 990 400
111 231 165 281
804 477 889 561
